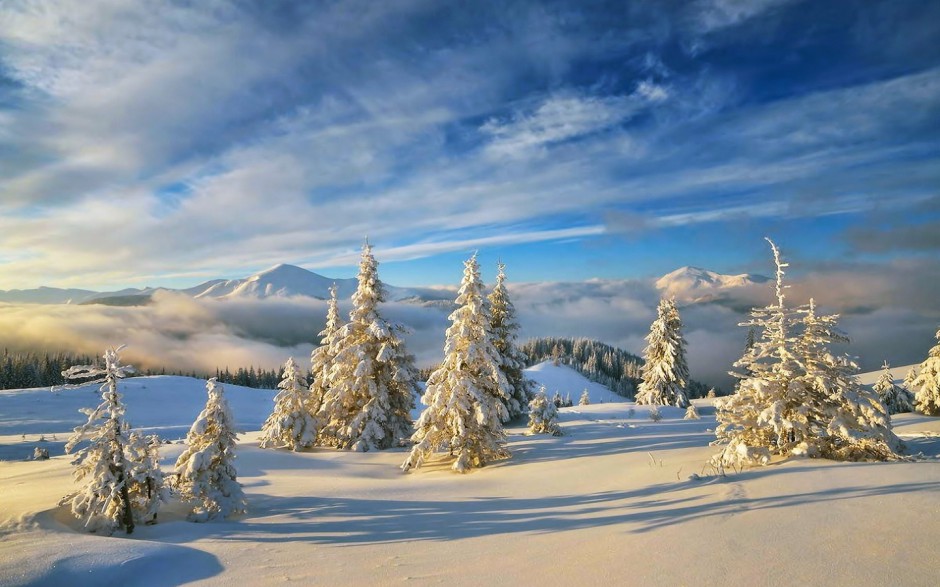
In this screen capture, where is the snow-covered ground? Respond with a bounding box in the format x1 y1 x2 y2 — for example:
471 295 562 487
1 364 939 586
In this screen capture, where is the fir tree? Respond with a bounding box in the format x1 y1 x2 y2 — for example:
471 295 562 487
309 284 343 432
635 298 690 408
174 378 247 522
911 327 940 416
528 387 562 436
873 362 914 414
578 389 590 406
713 239 900 469
684 404 700 420
488 262 534 420
318 243 419 451
61 347 138 534
903 366 919 393
125 432 169 525
403 254 511 473
552 391 563 408
260 357 317 451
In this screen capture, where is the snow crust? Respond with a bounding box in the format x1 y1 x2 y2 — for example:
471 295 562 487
1 365 939 586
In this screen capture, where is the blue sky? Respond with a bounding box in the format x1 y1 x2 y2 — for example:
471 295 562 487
0 0 938 290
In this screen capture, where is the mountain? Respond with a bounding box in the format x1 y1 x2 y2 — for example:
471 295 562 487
10 264 454 306
655 266 770 304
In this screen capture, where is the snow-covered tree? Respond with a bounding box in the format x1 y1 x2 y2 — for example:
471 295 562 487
403 254 511 473
873 362 914 414
174 378 247 522
318 244 419 451
706 388 717 399
260 357 317 451
528 387 562 436
684 404 700 420
309 284 343 431
713 239 900 469
635 298 690 408
903 366 919 393
488 262 534 420
578 389 590 406
61 347 138 534
125 432 169 525
648 405 663 422
911 327 940 416
552 391 563 408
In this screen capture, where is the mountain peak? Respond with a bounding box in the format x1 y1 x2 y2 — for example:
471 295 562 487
656 266 770 303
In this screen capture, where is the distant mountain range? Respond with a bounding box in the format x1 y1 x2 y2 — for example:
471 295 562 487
0 263 770 307
0 264 454 306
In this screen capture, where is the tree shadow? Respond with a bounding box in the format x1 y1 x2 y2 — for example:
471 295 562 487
150 462 937 546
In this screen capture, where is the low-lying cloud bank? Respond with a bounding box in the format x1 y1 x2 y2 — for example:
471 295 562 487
1 270 937 391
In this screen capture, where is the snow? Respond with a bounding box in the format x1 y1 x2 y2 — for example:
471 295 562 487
655 265 770 304
526 361 626 404
1 365 939 585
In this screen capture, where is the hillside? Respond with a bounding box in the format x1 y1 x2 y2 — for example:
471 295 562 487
1 368 938 586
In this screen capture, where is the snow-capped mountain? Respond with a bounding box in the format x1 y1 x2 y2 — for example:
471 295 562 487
0 264 451 305
655 266 770 304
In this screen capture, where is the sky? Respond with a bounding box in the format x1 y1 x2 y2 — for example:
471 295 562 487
0 0 938 291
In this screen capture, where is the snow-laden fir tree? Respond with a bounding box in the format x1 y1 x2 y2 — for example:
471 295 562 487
309 284 343 432
174 378 247 522
260 357 317 451
403 254 511 473
873 362 914 414
903 366 919 394
635 298 690 408
911 327 940 416
578 389 590 406
528 387 562 436
318 243 419 451
713 239 900 469
488 262 534 420
552 391 563 408
684 404 700 420
706 388 717 399
125 432 169 525
61 346 138 534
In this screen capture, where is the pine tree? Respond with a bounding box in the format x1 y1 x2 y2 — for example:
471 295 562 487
61 347 138 534
309 284 343 433
318 243 419 451
873 362 914 414
578 389 590 406
903 366 919 393
706 387 717 399
713 239 900 469
125 432 169 525
684 404 700 420
635 298 690 408
911 327 940 416
403 254 511 473
260 357 317 451
488 262 534 420
174 378 247 522
528 387 562 436
552 391 563 408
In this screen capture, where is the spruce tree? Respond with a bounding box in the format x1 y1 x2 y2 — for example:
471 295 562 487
260 357 317 451
713 239 900 469
125 432 169 525
684 404 700 420
403 254 510 473
488 262 534 420
911 327 940 416
174 378 247 522
318 243 419 451
873 362 914 414
578 389 590 406
309 284 343 430
61 347 138 534
635 298 690 408
528 387 562 436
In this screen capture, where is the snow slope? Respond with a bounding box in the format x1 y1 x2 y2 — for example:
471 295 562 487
526 361 626 404
1 368 939 586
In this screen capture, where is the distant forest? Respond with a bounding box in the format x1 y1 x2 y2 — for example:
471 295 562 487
1 338 716 396
0 348 285 391
519 337 713 399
